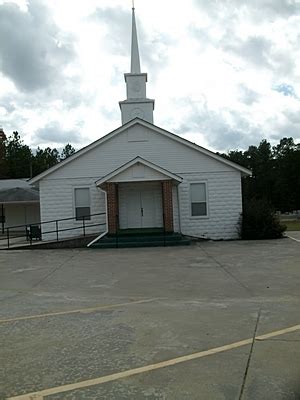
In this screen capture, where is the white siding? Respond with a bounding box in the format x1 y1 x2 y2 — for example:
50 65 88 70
38 123 244 241
40 178 106 240
44 125 234 181
178 171 242 240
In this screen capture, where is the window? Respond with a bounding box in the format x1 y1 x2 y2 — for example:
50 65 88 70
75 188 91 220
190 183 207 216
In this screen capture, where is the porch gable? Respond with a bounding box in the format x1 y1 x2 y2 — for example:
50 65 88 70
95 156 182 187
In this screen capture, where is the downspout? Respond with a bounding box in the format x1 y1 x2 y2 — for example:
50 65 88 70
87 186 108 247
177 184 182 234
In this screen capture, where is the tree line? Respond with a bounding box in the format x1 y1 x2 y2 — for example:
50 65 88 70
218 137 300 212
0 131 75 179
0 131 299 212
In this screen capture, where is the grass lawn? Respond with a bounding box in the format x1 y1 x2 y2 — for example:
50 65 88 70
281 220 300 231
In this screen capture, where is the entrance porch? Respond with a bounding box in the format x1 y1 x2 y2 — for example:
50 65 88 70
95 157 183 237
104 180 175 235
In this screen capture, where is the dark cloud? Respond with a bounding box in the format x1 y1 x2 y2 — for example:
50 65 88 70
192 0 298 78
33 122 83 145
175 93 300 151
192 23 296 80
176 98 260 151
0 1 74 92
226 36 272 68
249 0 300 18
270 121 300 141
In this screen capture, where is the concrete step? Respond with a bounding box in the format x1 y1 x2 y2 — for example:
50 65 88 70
90 234 191 249
100 233 183 243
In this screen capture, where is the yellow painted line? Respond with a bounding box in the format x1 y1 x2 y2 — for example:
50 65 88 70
0 298 158 324
7 323 300 400
255 324 300 340
286 234 300 243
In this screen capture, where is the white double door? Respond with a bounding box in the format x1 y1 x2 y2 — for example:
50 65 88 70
118 182 163 229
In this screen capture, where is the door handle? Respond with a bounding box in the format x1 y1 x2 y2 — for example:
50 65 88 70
141 207 143 217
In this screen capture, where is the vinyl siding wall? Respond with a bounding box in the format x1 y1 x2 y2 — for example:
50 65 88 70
40 178 106 240
178 172 242 240
39 124 243 240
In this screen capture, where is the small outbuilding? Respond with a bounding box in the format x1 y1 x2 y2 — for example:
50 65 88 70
0 179 40 233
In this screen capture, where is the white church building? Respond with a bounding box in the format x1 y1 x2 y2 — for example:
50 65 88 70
30 7 251 243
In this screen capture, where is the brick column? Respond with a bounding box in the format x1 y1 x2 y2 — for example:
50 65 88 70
105 182 118 235
162 180 174 233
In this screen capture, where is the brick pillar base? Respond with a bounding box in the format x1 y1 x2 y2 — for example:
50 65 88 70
105 182 118 235
162 180 174 233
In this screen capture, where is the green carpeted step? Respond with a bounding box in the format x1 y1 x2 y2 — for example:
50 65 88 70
90 234 191 249
102 233 183 244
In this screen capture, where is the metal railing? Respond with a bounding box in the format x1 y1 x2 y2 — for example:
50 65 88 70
0 212 106 249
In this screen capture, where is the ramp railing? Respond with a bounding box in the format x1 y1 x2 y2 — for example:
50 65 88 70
0 212 106 249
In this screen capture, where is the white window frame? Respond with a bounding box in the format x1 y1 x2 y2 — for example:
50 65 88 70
73 187 91 221
189 181 209 218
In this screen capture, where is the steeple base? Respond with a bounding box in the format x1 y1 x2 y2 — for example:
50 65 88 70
119 99 155 125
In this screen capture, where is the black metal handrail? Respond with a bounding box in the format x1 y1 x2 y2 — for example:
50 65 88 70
0 212 106 249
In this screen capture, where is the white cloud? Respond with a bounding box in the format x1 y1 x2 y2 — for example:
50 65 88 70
0 0 299 153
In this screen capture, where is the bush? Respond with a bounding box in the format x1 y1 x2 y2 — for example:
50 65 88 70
240 198 286 239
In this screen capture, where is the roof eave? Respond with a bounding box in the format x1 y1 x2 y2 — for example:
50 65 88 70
30 117 252 183
95 156 183 186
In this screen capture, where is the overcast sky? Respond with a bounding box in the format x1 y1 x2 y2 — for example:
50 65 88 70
0 0 299 153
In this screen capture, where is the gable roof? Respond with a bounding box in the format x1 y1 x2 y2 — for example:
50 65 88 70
95 156 183 186
30 118 251 184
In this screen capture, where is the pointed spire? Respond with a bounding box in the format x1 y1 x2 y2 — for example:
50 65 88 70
131 6 141 73
119 3 154 124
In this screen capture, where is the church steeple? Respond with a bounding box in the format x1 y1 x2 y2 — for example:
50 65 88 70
131 7 141 74
119 6 155 125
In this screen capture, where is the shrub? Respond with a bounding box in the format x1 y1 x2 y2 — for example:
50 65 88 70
240 198 286 239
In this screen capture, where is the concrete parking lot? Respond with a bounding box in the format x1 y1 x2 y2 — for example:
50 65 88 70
0 237 299 400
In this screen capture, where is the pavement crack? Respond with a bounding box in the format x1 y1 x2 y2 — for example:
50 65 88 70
32 254 76 288
238 308 261 400
198 244 254 296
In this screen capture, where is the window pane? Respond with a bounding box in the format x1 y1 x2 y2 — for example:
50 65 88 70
75 188 90 207
191 183 206 202
191 202 207 216
76 207 91 220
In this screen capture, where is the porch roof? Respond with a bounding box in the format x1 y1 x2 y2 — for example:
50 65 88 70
95 156 183 186
0 187 39 204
